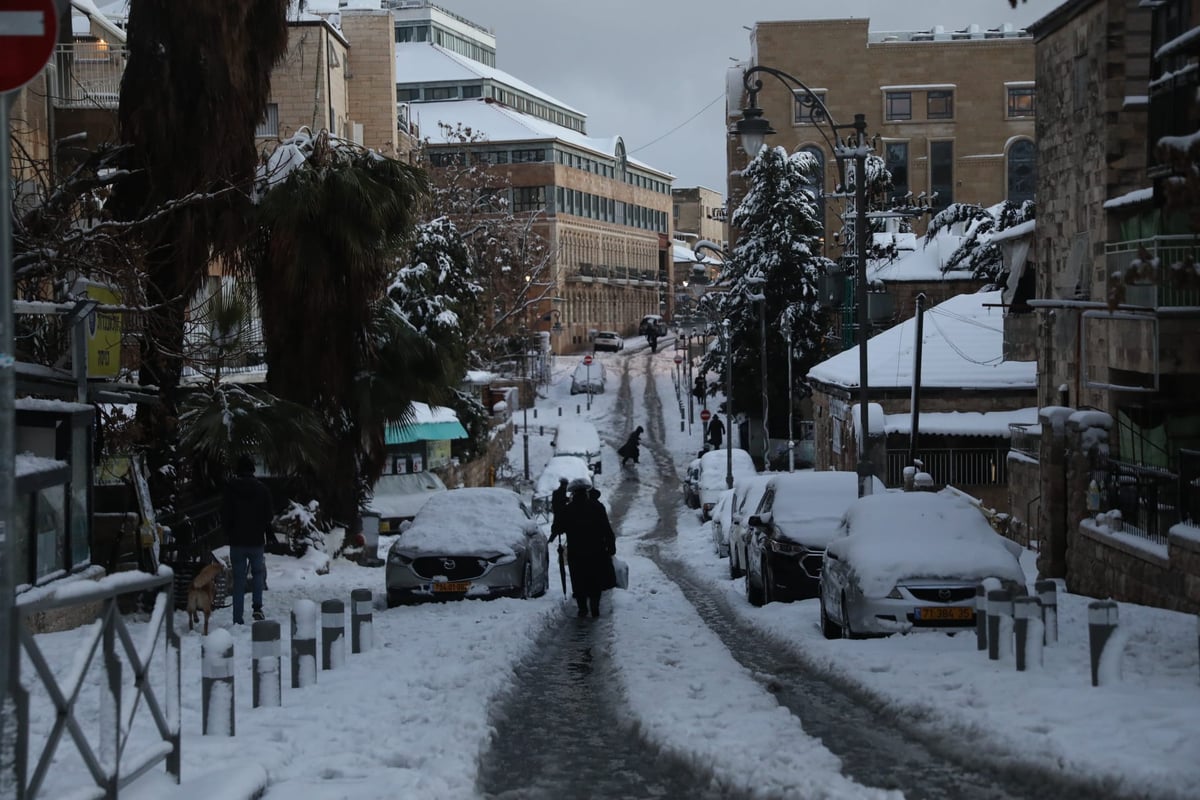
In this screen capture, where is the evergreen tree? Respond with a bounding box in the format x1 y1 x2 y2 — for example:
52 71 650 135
701 146 835 432
924 200 1035 285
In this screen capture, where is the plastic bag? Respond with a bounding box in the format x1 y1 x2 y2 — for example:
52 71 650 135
612 556 629 590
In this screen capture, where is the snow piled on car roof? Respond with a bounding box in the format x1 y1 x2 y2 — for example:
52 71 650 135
396 487 536 556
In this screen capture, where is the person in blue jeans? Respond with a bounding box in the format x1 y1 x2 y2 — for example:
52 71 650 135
222 455 274 624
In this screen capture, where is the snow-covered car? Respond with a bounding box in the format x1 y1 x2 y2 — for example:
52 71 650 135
385 488 549 607
365 471 448 533
743 471 884 606
696 448 756 521
819 490 1026 638
727 474 775 580
551 420 603 474
709 488 736 558
570 359 606 394
593 331 624 352
532 456 592 517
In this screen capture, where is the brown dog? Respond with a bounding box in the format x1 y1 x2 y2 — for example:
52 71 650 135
187 562 224 635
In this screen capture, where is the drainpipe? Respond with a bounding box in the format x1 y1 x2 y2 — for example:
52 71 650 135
907 293 926 466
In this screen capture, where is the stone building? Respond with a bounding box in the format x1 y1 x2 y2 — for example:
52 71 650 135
672 186 727 253
1011 0 1200 613
727 18 1037 250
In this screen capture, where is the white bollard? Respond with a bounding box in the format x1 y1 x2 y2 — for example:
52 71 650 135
252 620 281 708
202 629 235 736
291 599 318 689
1035 579 1059 645
321 599 345 671
351 589 373 654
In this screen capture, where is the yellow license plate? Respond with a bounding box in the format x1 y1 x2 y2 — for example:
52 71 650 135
431 581 470 593
916 606 974 621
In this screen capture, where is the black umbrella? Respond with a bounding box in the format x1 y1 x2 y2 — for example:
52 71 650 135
557 541 568 595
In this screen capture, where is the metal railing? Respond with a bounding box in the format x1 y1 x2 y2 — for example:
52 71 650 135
50 43 129 109
1105 236 1200 308
885 447 1009 488
15 569 180 799
1100 458 1179 545
1008 422 1041 461
1181 449 1200 526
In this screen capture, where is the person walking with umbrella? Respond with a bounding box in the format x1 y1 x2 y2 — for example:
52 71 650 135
549 478 616 617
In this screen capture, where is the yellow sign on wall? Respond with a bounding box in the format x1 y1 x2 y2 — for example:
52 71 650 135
86 284 122 377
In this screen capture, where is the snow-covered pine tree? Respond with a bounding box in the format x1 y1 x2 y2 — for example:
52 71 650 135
701 145 836 432
923 199 1035 285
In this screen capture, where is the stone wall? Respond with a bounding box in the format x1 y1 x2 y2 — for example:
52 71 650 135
1006 451 1041 548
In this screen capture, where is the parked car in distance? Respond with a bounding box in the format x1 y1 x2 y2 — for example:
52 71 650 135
819 490 1026 638
570 359 607 395
365 471 448 534
532 456 592 517
593 331 625 352
551 420 603 475
638 314 668 337
727 473 775 580
385 487 549 607
744 471 885 606
709 488 737 558
697 448 756 521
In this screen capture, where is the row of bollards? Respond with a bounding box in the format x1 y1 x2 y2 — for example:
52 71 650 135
974 579 1125 687
201 589 375 736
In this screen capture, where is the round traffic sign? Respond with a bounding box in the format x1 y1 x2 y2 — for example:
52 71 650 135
0 0 59 94
700 409 711 422
673 354 683 365
583 354 593 365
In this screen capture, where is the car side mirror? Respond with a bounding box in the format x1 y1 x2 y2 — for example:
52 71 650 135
748 515 763 528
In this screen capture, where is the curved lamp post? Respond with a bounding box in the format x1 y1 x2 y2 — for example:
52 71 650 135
732 65 875 497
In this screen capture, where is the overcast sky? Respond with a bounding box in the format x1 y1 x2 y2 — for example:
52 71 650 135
438 0 1064 198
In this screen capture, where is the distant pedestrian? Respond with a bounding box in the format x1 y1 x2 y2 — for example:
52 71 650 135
222 455 274 625
707 414 725 450
647 329 659 353
550 479 616 617
618 426 644 466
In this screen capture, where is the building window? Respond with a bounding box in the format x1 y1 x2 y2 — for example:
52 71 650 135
512 148 545 163
927 90 953 120
929 140 953 210
1007 139 1036 205
884 141 908 204
512 186 546 213
255 103 279 138
427 86 456 101
462 85 482 99
1007 86 1035 118
793 90 828 125
396 87 420 102
886 91 912 121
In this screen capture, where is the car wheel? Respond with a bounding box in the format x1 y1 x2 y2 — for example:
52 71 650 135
820 594 841 640
521 562 533 599
386 590 402 609
842 591 863 640
746 560 764 607
760 558 772 605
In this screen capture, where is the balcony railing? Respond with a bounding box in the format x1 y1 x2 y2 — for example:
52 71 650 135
1100 458 1180 545
50 42 128 109
1008 422 1040 461
1105 237 1200 308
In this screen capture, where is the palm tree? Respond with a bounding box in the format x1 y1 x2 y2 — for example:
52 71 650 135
250 130 429 524
108 0 290 509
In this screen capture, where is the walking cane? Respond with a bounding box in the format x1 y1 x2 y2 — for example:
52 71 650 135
557 541 567 595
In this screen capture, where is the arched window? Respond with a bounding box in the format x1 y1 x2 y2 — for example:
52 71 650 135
1007 139 1036 205
799 145 826 246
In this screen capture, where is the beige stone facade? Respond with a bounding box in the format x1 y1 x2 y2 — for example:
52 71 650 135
262 21 352 147
728 19 1037 251
672 187 727 251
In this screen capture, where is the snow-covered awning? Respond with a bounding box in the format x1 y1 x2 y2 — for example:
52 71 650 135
385 402 468 445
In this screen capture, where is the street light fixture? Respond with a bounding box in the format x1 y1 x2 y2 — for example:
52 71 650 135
733 65 875 497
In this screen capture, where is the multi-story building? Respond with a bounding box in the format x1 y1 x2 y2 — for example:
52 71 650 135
672 186 727 252
1003 0 1200 613
395 15 674 351
728 19 1037 246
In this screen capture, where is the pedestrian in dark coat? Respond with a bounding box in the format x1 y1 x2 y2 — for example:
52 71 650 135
707 415 725 450
222 455 274 624
618 426 644 466
550 480 616 617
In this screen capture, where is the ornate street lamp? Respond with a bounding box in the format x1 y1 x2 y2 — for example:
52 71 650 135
732 66 875 497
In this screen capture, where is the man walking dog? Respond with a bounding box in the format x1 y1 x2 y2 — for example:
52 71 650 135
223 455 274 624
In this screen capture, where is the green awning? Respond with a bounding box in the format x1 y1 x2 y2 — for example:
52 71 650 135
385 420 469 446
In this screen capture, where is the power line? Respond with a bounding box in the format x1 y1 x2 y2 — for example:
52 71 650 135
627 93 724 155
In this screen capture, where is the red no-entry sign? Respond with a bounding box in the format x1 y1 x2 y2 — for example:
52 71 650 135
583 354 593 365
0 0 59 94
700 409 712 422
673 354 683 365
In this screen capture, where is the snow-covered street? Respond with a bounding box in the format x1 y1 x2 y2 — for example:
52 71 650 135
21 338 1200 800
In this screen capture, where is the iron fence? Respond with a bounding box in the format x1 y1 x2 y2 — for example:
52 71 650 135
885 447 1008 488
50 43 128 108
1178 449 1199 526
1100 459 1178 545
1008 423 1040 461
1105 236 1200 307
15 570 180 799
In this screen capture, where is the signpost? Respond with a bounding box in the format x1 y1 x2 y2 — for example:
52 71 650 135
582 354 593 411
3 4 61 794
